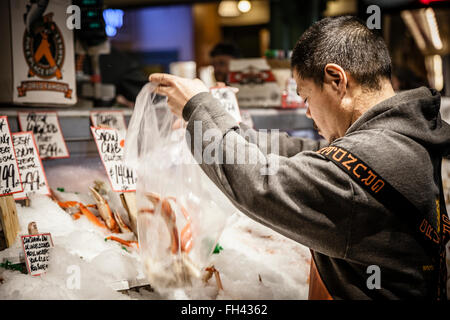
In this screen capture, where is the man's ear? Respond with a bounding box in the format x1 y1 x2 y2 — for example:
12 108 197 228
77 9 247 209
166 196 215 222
323 63 347 95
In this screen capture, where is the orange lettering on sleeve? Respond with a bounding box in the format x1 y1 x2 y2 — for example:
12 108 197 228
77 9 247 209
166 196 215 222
361 170 377 186
352 163 367 178
332 148 347 162
342 154 357 171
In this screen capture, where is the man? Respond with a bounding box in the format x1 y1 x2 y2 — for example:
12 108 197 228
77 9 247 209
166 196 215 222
149 16 450 299
209 42 241 85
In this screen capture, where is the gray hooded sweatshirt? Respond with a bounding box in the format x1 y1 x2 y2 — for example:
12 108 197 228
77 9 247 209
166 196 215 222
182 86 450 299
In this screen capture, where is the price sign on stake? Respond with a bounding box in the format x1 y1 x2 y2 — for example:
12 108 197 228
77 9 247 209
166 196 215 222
21 233 54 276
0 116 23 196
90 127 137 192
12 132 50 200
210 87 242 123
90 111 127 132
17 112 69 159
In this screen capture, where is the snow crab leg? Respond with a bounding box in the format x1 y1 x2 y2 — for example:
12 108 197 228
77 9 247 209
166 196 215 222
139 192 193 254
89 187 120 233
105 236 139 248
58 201 107 229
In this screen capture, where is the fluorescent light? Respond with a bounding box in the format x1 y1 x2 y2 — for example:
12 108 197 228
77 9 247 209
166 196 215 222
218 1 241 17
238 0 252 13
425 54 444 91
424 8 443 50
432 54 443 91
401 10 426 51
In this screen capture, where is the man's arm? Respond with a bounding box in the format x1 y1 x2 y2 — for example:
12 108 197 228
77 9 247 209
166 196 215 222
184 92 328 158
183 92 353 258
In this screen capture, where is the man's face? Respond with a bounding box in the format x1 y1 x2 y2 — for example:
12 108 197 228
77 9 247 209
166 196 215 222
293 71 344 143
211 54 233 83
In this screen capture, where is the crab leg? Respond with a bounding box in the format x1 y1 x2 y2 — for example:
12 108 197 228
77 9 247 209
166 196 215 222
179 205 193 253
143 193 194 254
78 203 108 229
113 210 133 233
105 236 139 248
138 208 155 214
89 187 120 233
57 201 79 208
58 201 107 229
161 198 180 254
204 265 224 291
72 212 82 220
180 224 193 253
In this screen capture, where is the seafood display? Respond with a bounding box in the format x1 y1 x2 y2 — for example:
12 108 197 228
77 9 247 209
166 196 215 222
51 181 137 249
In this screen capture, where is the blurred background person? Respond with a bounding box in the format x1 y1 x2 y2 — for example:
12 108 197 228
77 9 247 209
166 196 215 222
209 42 242 85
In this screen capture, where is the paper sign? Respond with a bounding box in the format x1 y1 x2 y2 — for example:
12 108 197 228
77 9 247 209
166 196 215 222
210 87 242 123
21 233 54 276
12 132 51 200
0 116 23 196
17 112 70 159
228 58 281 108
90 127 137 192
90 111 127 132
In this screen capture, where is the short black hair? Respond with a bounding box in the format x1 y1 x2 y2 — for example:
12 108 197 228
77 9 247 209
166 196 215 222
210 42 241 58
291 16 391 90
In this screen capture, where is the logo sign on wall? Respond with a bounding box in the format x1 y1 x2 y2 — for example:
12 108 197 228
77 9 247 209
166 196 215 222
18 111 70 160
12 132 51 200
0 116 23 196
9 0 76 105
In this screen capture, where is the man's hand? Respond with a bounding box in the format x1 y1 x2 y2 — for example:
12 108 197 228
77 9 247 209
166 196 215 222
149 73 209 118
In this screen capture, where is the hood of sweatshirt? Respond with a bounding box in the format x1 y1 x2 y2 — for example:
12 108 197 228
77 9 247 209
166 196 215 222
346 87 450 157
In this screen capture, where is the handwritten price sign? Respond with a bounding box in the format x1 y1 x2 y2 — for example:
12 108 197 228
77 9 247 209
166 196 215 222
21 233 54 276
90 127 136 192
210 87 242 123
90 111 127 132
0 116 23 196
12 132 50 200
17 112 69 159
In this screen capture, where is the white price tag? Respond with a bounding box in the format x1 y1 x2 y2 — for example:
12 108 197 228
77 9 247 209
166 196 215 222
21 233 54 276
0 116 23 196
12 132 50 200
17 112 69 159
91 127 137 192
90 111 127 132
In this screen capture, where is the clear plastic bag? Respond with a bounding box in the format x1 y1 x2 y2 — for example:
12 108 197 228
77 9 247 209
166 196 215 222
124 83 236 289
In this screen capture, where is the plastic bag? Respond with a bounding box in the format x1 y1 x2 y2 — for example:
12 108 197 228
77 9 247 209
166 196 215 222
124 83 237 289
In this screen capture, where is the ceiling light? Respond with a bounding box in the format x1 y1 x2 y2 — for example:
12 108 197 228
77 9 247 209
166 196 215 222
424 8 443 50
218 1 241 17
238 0 252 13
401 10 426 51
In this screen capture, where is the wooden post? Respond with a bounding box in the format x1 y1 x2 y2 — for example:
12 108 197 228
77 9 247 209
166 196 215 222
16 198 30 207
120 192 138 237
0 195 20 248
28 221 38 235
